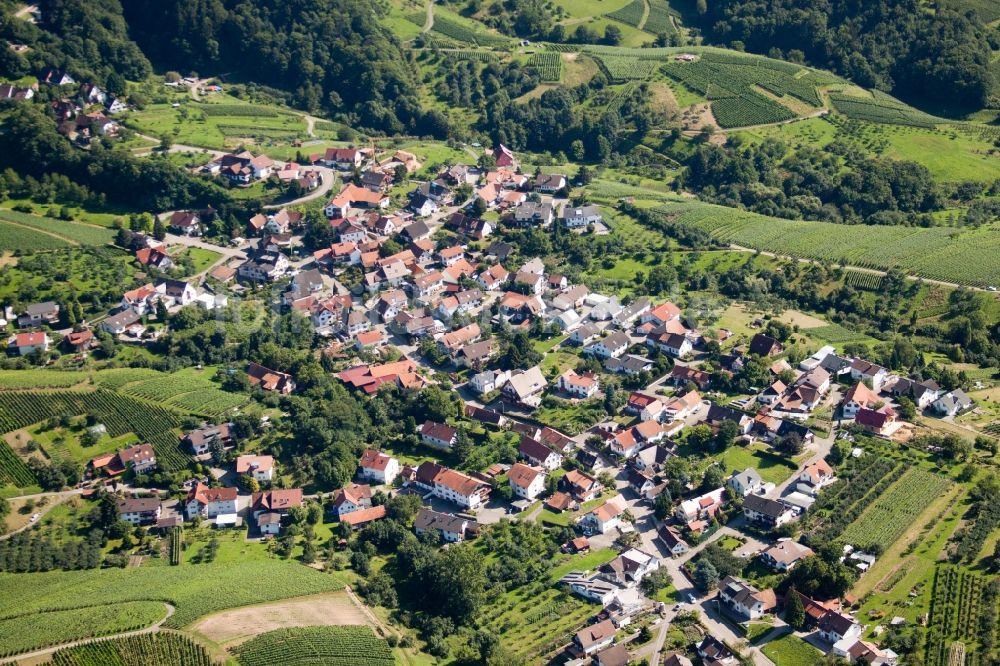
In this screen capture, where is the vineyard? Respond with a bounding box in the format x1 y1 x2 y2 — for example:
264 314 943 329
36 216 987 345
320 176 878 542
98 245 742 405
807 323 871 344
197 104 280 117
92 369 164 390
593 55 662 82
0 560 347 631
925 566 1000 666
843 270 885 291
805 454 904 542
169 527 182 566
425 12 511 48
661 52 836 126
48 632 213 666
0 370 90 390
528 52 561 82
0 601 167 657
0 211 115 247
232 626 394 666
655 200 1000 287
644 0 678 35
605 0 645 27
0 218 72 251
445 49 500 62
122 372 248 418
829 91 942 128
0 390 187 472
0 440 35 487
606 82 640 113
840 468 952 552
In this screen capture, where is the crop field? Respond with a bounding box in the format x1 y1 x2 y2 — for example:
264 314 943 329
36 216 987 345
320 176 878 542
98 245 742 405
840 468 952 552
445 49 500 62
644 0 678 35
528 52 562 81
593 54 662 81
844 270 885 291
829 90 942 128
0 560 347 635
198 104 281 117
925 566 998 666
805 455 905 542
232 626 394 666
0 371 90 390
656 201 1000 287
0 601 167 657
49 633 213 666
0 218 72 251
122 370 248 417
0 390 187 472
806 323 872 344
0 211 114 246
605 0 645 27
92 368 164 390
0 440 35 487
425 9 512 48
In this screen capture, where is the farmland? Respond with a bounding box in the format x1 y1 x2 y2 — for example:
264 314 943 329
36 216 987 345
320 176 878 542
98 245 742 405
0 218 72 251
0 370 90 390
829 90 943 128
0 601 168 657
644 0 678 35
528 52 562 82
122 368 248 417
605 0 645 28
0 560 347 642
840 468 953 552
656 200 1000 287
805 454 905 543
0 210 115 247
231 626 394 666
0 440 35 487
48 633 213 666
925 566 999 666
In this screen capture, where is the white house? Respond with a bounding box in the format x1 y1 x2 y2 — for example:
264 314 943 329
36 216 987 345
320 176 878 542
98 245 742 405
761 540 814 571
414 508 475 543
742 495 797 529
557 369 600 399
519 436 563 470
420 421 458 449
718 576 777 620
186 482 238 519
560 204 602 228
508 463 546 500
332 483 373 517
933 389 974 417
584 331 630 359
470 369 511 395
580 494 627 535
358 449 400 485
236 454 274 482
727 468 764 497
117 496 161 526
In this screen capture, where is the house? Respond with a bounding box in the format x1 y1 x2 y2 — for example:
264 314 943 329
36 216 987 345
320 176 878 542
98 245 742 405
414 508 477 543
661 390 702 422
156 279 198 307
933 389 974 417
615 298 651 326
561 572 619 606
17 301 59 327
40 68 76 86
100 309 140 335
236 455 274 483
117 496 161 526
842 381 880 419
508 463 546 500
324 184 389 218
184 423 232 456
662 654 694 666
186 483 238 519
585 331 631 359
604 354 654 376
337 360 424 394
718 576 777 620
247 362 295 394
819 610 864 650
332 483 373 517
798 459 835 495
595 644 630 666
573 620 616 656
464 405 508 429
421 421 458 449
657 525 690 557
850 359 889 391
513 202 554 227
519 436 563 470
118 444 157 474
562 469 602 501
697 636 738 666
455 340 494 370
642 301 682 326
400 219 431 243
492 143 517 168
9 331 49 356
534 173 567 193
211 151 274 183
705 403 753 434
652 332 693 358
251 489 304 517
675 487 725 524
749 333 783 357
759 380 786 406
413 271 446 300
238 251 290 282
105 97 128 114
439 323 481 353
322 147 367 169
580 494 627 535
625 392 657 415
515 270 545 295
560 204 602 228
502 367 548 408
669 365 711 391
599 548 660 586
120 284 159 315
0 83 34 101
135 247 173 270
610 428 641 459
409 192 438 217
760 540 814 571
168 211 202 236
856 406 897 436
727 468 764 497
742 494 797 529
361 170 392 192
429 465 490 509
358 449 400 485
476 264 510 291
634 444 673 472
469 368 511 396
65 329 95 352
557 369 600 399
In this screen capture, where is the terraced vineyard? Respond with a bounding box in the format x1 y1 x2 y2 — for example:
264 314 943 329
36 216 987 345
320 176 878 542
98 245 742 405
92 368 164 390
48 633 212 666
840 468 952 552
829 90 942 128
655 201 1000 287
0 391 187 472
644 0 678 35
528 52 561 81
232 626 394 666
805 454 905 543
122 373 248 417
421 11 512 48
0 370 90 390
606 0 645 27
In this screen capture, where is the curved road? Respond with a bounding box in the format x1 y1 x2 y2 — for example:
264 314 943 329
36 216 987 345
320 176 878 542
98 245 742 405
0 489 84 541
0 603 176 665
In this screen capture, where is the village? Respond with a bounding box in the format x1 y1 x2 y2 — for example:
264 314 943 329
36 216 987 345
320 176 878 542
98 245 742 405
2 133 983 666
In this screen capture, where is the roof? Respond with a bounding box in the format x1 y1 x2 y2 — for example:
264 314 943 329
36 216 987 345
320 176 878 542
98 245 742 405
845 381 880 407
433 467 484 497
802 459 834 483
508 463 543 489
359 449 395 472
749 333 781 355
235 455 274 474
252 489 304 511
818 609 860 637
595 644 630 666
575 619 616 650
13 332 46 347
188 482 238 505
414 508 469 534
339 505 386 526
421 421 457 442
591 494 627 522
504 367 547 399
763 540 814 565
520 436 558 462
117 496 159 513
743 494 792 519
119 444 155 464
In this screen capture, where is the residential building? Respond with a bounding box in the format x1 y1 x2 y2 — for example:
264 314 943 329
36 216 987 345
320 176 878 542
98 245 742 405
469 368 511 395
749 333 783 356
584 331 631 359
743 494 797 529
247 362 296 394
560 204 602 228
501 366 548 408
675 487 725 524
184 423 232 456
414 508 477 543
599 548 660 586
9 332 49 356
562 469 602 501
573 620 616 656
119 444 157 474
933 389 974 417
557 369 600 398
186 483 238 519
332 483 373 517
358 449 400 485
117 496 161 526
251 489 304 517
718 576 777 620
580 494 627 535
761 540 814 571
236 455 274 483
727 468 764 497
17 301 59 328
508 463 546 500
657 525 689 557
519 436 563 470
420 421 458 449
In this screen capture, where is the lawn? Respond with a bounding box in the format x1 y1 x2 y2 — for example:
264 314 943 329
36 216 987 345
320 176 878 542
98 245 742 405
717 444 798 485
177 246 223 274
535 399 607 435
760 634 822 666
538 508 574 527
548 547 618 582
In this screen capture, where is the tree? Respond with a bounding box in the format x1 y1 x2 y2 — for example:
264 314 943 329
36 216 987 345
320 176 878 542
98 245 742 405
702 465 725 491
693 559 719 591
896 397 916 421
432 544 487 623
240 474 260 493
776 432 804 456
686 425 714 452
152 218 166 241
603 24 623 45
715 420 740 452
785 586 806 629
653 490 673 520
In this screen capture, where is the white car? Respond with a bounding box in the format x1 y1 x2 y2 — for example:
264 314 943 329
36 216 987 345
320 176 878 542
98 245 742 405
29 513 39 522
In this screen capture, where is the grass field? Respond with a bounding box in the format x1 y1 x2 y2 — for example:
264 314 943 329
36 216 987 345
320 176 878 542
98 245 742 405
718 444 798 485
761 634 821 666
0 218 72 251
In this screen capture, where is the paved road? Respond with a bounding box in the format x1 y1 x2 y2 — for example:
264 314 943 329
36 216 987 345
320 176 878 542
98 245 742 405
0 603 175 664
263 170 336 210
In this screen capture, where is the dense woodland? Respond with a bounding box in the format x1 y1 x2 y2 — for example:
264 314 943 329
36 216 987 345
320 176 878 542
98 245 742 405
697 0 999 111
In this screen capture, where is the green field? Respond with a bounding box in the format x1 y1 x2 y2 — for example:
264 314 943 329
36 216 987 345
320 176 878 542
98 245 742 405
232 626 394 666
0 371 91 390
0 218 72 251
761 634 822 666
658 200 1000 287
48 633 213 666
122 367 248 417
718 444 798 485
0 210 115 246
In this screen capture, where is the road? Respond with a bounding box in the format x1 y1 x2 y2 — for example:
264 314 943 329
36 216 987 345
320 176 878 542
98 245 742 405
0 489 83 541
157 231 248 280
263 170 336 210
0 603 176 665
